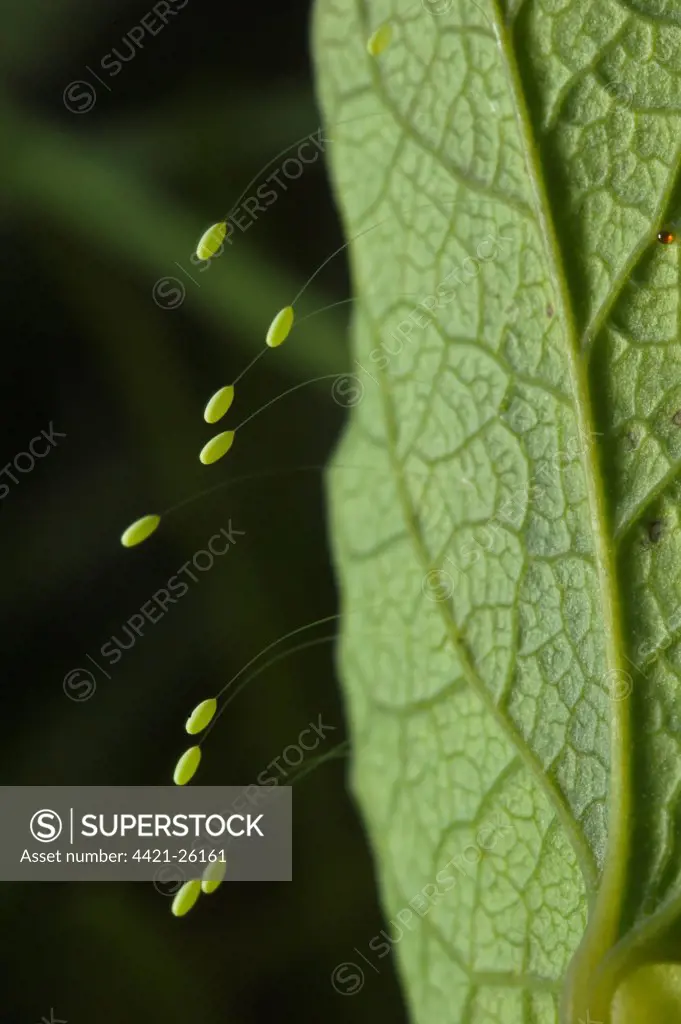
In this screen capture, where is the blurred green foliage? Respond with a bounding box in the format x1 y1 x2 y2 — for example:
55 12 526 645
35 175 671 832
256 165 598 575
0 1 407 1021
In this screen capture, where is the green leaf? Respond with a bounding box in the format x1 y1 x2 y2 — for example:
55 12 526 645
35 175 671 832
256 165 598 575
313 1 681 1021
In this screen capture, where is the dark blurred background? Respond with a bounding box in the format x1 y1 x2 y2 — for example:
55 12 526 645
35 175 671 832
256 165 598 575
0 1 407 1020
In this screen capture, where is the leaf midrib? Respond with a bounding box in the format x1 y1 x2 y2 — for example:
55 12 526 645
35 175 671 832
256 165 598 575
349 0 634 1012
481 2 633 1013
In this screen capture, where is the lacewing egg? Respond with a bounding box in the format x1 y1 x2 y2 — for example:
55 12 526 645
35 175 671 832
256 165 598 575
201 858 227 894
185 698 218 735
120 514 161 548
204 385 235 424
266 306 295 348
199 430 235 465
658 230 675 245
367 22 393 56
171 880 201 917
173 745 202 786
196 222 227 261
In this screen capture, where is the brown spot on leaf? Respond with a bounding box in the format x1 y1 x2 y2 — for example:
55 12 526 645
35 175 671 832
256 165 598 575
546 303 554 318
672 410 681 426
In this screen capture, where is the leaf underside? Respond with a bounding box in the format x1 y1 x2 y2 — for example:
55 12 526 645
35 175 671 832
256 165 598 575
314 0 681 1021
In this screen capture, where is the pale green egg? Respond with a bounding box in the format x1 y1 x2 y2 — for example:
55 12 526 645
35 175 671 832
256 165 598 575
196 222 227 261
199 431 235 465
173 745 202 786
120 514 161 548
185 698 218 735
201 857 227 894
171 879 202 917
204 385 235 425
266 306 294 348
367 22 392 57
